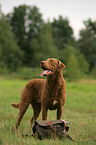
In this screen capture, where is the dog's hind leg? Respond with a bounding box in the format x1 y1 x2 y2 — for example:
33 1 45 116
15 101 30 129
30 101 41 127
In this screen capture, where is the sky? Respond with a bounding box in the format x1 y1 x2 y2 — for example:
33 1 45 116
0 0 96 39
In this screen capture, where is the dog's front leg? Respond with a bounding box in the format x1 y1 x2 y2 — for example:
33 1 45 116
42 107 48 120
57 107 63 120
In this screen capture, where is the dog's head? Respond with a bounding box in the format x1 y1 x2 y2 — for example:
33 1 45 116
40 58 65 77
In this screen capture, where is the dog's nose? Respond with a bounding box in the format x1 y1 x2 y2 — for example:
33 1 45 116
40 61 44 65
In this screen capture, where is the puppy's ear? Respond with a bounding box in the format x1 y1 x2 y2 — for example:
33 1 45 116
57 60 65 70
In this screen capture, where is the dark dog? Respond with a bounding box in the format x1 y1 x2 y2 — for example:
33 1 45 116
12 58 66 129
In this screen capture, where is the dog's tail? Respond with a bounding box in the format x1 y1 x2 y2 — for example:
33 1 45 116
11 103 19 109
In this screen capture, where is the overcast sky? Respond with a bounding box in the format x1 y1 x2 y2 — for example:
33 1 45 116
1 0 96 38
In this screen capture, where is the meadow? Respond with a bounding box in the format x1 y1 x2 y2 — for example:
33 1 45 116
0 77 96 145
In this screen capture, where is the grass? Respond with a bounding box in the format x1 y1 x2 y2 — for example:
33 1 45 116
0 77 96 145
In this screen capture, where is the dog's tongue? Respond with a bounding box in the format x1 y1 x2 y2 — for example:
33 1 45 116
40 70 52 77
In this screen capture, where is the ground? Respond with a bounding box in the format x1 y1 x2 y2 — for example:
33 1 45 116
0 78 96 145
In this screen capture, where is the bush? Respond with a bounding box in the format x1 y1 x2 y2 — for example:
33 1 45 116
90 66 96 79
59 45 89 81
66 53 82 81
16 67 42 79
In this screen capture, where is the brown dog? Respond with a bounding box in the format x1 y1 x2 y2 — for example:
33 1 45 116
12 58 66 129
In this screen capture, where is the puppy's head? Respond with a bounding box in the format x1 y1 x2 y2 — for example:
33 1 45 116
40 58 65 77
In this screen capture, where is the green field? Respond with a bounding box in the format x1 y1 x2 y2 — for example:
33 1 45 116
0 77 96 145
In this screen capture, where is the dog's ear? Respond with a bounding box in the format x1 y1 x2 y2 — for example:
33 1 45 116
57 60 65 70
60 62 66 70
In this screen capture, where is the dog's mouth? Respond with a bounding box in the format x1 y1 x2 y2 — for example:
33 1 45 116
40 67 53 77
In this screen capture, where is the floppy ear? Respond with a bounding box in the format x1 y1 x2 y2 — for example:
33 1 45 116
57 60 65 71
60 62 66 70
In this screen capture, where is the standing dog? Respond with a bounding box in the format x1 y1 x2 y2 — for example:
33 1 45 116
12 58 66 129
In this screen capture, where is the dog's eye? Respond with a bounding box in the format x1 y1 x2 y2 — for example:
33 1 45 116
57 60 60 64
50 60 53 63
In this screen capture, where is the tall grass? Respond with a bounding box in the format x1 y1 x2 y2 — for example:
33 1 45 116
0 77 96 145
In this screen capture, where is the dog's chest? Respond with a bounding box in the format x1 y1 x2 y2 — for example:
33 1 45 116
47 84 60 97
53 100 58 105
47 99 59 110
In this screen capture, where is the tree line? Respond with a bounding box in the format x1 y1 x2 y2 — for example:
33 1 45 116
0 4 96 79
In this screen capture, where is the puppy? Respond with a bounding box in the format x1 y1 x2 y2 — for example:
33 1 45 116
12 58 66 129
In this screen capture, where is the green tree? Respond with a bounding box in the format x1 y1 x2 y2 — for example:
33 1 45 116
59 45 89 80
52 16 75 50
6 4 44 65
90 66 96 79
29 23 58 66
79 18 96 71
66 53 81 81
28 6 44 40
0 14 23 72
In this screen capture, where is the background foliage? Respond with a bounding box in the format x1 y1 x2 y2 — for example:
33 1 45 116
0 4 96 80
